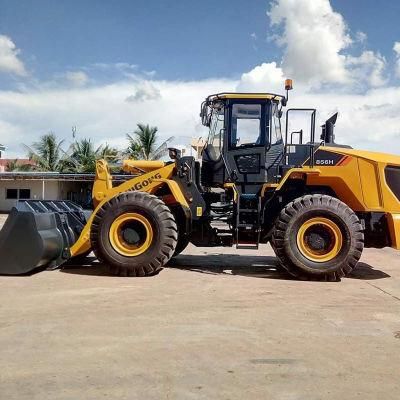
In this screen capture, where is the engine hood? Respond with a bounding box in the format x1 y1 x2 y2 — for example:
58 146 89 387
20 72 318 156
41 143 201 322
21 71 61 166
323 146 400 166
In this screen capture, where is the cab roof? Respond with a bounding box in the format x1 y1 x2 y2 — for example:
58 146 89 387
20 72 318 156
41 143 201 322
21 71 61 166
206 92 285 102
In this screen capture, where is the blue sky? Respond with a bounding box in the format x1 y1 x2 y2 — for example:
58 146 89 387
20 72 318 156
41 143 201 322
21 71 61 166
0 0 399 156
0 0 276 82
0 0 399 82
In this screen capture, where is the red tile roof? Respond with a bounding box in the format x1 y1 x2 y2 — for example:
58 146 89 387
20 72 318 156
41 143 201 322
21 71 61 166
0 159 36 167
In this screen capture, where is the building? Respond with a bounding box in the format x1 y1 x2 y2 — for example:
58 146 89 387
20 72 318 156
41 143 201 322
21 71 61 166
0 172 130 212
191 138 206 160
0 172 93 211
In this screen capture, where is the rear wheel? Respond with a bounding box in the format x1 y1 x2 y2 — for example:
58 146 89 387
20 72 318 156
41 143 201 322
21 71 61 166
271 194 364 281
91 191 178 276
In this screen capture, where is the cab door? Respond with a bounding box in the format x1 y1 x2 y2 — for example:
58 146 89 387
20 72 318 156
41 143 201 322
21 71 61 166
224 100 268 185
266 101 285 181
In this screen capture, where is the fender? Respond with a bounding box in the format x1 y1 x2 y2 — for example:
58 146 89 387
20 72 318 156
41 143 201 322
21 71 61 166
71 160 190 257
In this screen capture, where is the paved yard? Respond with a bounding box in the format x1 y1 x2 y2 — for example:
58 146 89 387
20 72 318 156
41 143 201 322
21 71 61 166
0 213 399 399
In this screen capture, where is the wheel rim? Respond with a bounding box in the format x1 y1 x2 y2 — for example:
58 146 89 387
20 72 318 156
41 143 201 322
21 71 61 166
296 217 343 263
109 213 153 257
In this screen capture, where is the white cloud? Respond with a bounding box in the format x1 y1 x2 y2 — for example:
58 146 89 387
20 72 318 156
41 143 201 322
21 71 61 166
125 80 161 102
355 31 367 44
346 51 387 88
0 78 236 158
394 41 400 78
267 0 386 88
65 71 89 87
237 62 285 93
1 72 399 160
268 0 351 85
0 35 27 76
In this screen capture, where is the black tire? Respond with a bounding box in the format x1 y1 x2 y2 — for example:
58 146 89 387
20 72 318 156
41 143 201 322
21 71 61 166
172 234 190 257
271 194 364 281
90 191 178 277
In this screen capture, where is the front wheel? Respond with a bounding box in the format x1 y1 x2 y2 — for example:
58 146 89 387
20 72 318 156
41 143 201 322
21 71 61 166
90 191 178 276
271 194 364 281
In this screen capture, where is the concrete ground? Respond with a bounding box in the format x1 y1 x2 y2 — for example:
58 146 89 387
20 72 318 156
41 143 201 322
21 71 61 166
0 213 399 399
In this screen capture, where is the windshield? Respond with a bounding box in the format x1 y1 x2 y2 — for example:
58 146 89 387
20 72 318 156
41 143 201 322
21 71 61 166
206 106 224 160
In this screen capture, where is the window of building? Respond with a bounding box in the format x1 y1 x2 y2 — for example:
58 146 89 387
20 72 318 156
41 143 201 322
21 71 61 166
6 189 18 199
6 188 31 200
19 189 31 200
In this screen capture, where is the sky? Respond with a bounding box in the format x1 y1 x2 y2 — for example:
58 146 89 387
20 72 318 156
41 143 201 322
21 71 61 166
0 0 400 157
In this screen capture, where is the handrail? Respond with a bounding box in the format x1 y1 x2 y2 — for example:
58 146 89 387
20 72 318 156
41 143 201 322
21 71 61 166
284 108 317 167
285 108 316 144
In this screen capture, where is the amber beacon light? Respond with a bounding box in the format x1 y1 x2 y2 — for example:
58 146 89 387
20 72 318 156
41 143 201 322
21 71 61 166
285 78 293 91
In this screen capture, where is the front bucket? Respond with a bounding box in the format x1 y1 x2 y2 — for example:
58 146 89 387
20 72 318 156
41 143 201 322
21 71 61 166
0 200 88 275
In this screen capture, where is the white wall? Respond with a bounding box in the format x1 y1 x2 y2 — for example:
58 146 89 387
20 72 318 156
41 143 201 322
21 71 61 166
0 180 93 211
0 180 59 211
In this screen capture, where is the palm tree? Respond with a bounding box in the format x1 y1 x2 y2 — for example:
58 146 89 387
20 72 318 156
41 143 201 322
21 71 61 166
66 138 119 173
126 123 173 160
5 159 19 172
5 159 32 172
125 136 142 160
98 143 119 160
24 133 64 172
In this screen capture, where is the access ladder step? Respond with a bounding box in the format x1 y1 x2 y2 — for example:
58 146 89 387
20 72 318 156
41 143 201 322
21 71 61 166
236 243 259 250
237 223 258 229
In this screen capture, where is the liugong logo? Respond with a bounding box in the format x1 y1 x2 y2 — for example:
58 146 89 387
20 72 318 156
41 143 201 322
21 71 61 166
133 173 162 190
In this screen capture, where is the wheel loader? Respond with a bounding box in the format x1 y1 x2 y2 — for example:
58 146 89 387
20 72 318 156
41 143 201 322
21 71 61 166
1 79 400 280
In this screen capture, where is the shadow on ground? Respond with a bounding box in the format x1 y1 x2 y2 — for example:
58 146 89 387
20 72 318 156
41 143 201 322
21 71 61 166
60 254 390 281
169 254 289 279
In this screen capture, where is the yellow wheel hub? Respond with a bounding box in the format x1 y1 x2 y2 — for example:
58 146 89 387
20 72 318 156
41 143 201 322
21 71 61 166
297 217 343 263
109 213 153 257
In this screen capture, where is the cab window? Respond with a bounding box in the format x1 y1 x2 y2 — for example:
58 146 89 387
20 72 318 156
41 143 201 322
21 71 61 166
271 103 283 145
207 106 224 160
230 104 262 147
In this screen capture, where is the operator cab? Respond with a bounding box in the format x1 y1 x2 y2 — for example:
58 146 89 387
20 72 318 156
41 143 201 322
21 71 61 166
200 92 286 191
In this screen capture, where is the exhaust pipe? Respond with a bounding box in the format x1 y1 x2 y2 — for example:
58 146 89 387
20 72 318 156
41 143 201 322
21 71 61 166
321 112 338 144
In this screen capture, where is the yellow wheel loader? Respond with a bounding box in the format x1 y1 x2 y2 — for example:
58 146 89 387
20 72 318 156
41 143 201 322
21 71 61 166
1 80 400 280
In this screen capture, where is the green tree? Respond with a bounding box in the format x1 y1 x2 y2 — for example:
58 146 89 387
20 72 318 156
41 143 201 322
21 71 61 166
125 136 142 160
25 133 65 171
5 159 20 172
5 159 32 172
66 138 118 173
98 143 119 160
126 123 173 160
